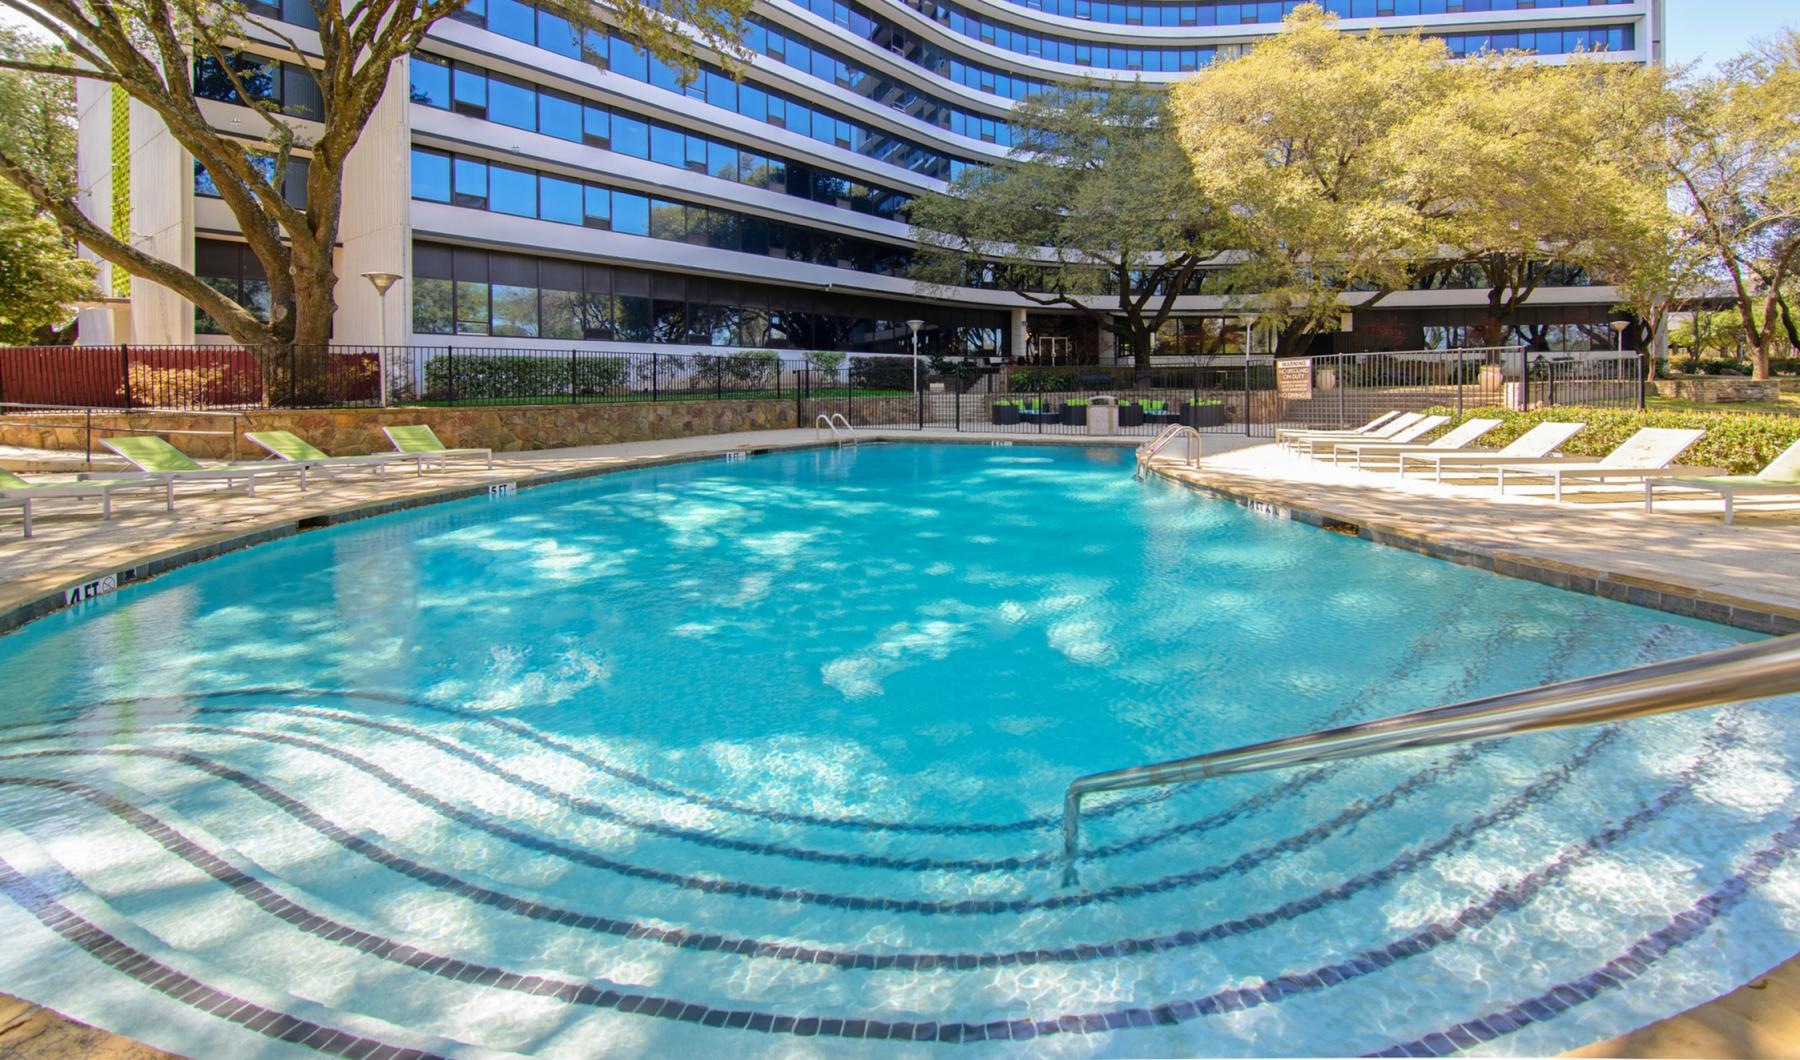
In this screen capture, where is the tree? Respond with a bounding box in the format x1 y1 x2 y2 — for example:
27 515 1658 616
908 81 1232 372
0 0 748 366
1668 30 1800 380
1168 4 1452 356
1415 52 1674 348
0 28 94 343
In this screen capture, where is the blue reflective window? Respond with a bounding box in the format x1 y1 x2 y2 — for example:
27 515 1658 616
488 0 535 42
610 38 647 81
584 185 611 228
650 124 685 167
537 10 580 57
612 113 649 158
612 191 649 236
539 174 582 224
583 104 609 147
410 56 449 108
451 65 486 117
489 73 535 131
490 164 537 217
539 90 581 142
452 157 487 208
411 148 451 202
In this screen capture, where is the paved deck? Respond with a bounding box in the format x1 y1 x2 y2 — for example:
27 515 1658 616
1 427 1796 1057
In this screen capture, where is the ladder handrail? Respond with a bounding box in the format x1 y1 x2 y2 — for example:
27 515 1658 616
1135 425 1200 478
1059 631 1800 885
814 413 858 445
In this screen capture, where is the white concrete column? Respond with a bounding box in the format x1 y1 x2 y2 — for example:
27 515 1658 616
1009 307 1027 361
73 79 117 344
126 94 196 344
1097 326 1117 365
335 57 413 348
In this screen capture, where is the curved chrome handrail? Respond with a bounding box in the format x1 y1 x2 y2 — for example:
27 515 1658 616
815 413 858 446
1135 424 1200 479
1059 631 1800 885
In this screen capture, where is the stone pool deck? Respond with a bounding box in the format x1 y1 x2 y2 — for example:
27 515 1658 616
0 427 1796 1058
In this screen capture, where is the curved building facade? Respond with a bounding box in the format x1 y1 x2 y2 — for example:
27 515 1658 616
74 0 1664 360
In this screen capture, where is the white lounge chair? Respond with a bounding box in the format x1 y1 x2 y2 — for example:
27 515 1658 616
1329 418 1503 469
1307 416 1448 460
1275 411 1403 450
1287 413 1428 457
1496 428 1723 503
100 435 309 494
1643 438 1800 524
383 425 493 469
1397 422 1586 482
0 467 176 538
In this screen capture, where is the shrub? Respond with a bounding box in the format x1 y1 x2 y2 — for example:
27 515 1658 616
424 351 627 401
1769 357 1800 377
694 350 778 390
848 356 915 391
805 350 846 375
1422 405 1800 476
1009 368 1076 392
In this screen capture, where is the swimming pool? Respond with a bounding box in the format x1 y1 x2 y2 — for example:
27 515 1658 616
0 442 1794 1056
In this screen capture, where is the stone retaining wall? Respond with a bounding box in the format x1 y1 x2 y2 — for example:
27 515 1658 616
0 399 797 460
1650 378 1784 403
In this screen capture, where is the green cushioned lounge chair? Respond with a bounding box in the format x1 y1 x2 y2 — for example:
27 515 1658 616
246 430 436 479
99 435 307 495
1643 438 1800 524
0 467 175 538
1496 428 1723 503
383 425 493 468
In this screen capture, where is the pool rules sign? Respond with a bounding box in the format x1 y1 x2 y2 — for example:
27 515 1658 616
1277 358 1314 400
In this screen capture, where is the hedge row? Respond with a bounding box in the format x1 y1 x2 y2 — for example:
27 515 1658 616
1424 405 1800 476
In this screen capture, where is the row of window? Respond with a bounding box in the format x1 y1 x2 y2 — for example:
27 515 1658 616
443 1 986 177
410 149 917 276
410 56 915 221
411 241 1007 353
194 53 323 120
989 0 1630 28
822 0 1635 77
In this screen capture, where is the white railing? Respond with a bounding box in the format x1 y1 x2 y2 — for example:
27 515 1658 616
815 413 858 446
1134 424 1201 479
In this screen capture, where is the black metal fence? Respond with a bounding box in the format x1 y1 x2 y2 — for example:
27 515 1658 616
802 347 1647 438
1 342 1644 430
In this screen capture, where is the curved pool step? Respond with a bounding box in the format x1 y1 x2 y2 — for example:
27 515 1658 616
0 818 517 1060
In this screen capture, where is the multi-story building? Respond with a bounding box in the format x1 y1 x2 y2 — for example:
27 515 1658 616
73 0 1665 362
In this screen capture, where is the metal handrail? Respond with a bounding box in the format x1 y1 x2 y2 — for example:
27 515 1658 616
1059 631 1800 885
1135 425 1200 479
815 413 857 446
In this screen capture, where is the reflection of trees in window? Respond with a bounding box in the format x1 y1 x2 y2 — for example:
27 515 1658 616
651 299 686 343
455 281 490 335
614 296 652 342
491 284 539 336
649 200 685 241
413 278 454 335
193 53 277 106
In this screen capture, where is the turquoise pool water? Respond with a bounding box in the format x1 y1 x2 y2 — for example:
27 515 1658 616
0 443 1794 1057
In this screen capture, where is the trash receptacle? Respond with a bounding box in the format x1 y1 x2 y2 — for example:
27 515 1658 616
1086 394 1120 435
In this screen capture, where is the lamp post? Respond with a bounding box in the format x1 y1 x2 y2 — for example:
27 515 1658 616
906 318 925 394
362 271 402 407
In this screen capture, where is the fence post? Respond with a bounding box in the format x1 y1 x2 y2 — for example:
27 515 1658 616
1243 354 1252 436
1517 345 1528 410
448 346 457 405
1638 350 1647 411
796 364 806 427
652 352 659 403
955 371 961 432
289 345 297 407
570 348 578 405
1456 349 1464 421
916 369 924 430
120 345 132 410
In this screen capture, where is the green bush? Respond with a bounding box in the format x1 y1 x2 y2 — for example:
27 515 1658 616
425 352 627 400
848 357 915 391
805 350 846 375
1423 405 1800 475
1010 368 1076 391
695 350 779 390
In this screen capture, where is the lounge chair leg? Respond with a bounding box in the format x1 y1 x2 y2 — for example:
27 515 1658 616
1498 469 1507 494
301 466 309 491
103 493 112 520
21 498 30 539
1554 475 1563 503
1643 481 1653 513
166 481 175 510
1723 492 1734 526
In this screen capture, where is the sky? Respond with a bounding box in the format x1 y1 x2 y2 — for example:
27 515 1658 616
1664 0 1791 72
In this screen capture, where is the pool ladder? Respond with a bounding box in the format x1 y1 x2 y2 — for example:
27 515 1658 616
816 413 858 447
1059 631 1800 885
1134 425 1201 480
